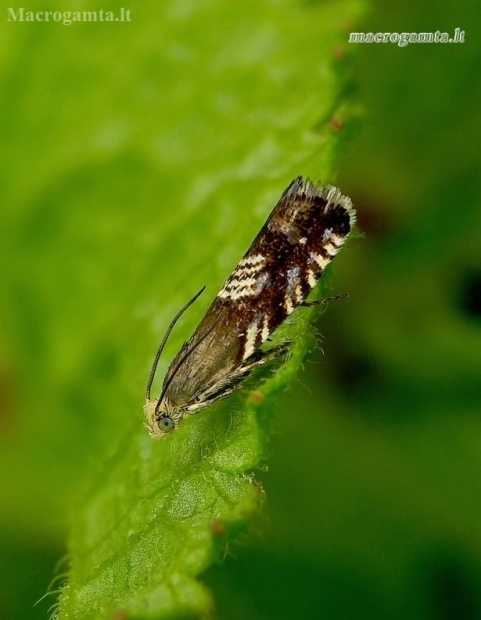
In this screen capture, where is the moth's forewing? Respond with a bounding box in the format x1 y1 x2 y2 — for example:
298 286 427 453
161 301 243 406
160 178 355 414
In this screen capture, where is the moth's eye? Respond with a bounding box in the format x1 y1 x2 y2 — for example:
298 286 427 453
157 416 175 434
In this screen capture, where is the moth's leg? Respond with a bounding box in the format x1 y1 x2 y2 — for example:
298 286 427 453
301 292 349 307
186 385 237 413
186 362 260 413
202 341 292 401
186 342 292 413
252 340 291 364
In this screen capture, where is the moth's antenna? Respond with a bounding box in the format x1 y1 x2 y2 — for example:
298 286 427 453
146 286 205 401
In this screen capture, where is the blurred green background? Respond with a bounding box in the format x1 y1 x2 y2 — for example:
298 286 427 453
1 0 480 618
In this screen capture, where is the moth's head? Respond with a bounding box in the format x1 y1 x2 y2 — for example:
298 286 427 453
144 398 179 439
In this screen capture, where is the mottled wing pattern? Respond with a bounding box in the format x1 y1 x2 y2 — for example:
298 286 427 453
215 177 355 361
161 177 355 408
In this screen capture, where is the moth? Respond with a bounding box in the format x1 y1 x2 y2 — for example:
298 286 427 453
145 177 355 438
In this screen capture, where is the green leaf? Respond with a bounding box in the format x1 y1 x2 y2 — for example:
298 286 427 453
0 0 364 618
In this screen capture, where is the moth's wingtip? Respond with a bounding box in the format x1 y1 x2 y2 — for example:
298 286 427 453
283 176 305 198
284 176 321 199
320 184 356 227
341 193 357 227
285 177 356 227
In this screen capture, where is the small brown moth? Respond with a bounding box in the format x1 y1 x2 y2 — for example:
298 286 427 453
145 177 355 438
